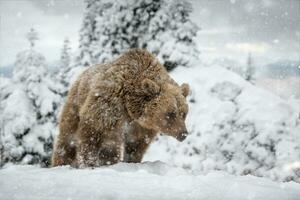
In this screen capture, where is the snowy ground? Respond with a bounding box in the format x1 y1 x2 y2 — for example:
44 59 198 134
0 162 300 200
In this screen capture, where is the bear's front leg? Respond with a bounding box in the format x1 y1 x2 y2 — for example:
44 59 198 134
125 139 149 163
77 140 123 167
76 122 124 167
124 122 156 163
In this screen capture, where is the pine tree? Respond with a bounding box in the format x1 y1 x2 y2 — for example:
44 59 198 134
26 28 39 49
245 52 255 82
0 28 61 166
58 38 72 96
60 38 71 69
76 0 199 71
0 77 13 166
75 0 106 67
146 0 199 71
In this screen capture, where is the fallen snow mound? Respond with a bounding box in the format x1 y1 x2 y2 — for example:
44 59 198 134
144 64 300 182
0 162 300 200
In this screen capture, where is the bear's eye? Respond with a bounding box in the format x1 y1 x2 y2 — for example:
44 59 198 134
166 111 176 120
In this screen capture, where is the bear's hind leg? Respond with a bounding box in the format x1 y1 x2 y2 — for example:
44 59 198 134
52 99 79 167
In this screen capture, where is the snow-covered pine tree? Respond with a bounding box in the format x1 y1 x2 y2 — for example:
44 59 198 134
75 0 106 67
245 52 255 82
76 0 199 71
0 28 61 166
58 38 72 96
60 38 71 70
146 0 199 71
0 77 14 166
26 28 39 48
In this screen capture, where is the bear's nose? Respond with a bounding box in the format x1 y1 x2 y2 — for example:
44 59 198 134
177 131 188 142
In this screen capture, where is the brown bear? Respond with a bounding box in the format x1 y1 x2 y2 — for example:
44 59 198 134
51 49 189 167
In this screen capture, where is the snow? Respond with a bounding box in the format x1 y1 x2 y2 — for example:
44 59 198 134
0 162 300 200
144 63 300 182
1 0 299 199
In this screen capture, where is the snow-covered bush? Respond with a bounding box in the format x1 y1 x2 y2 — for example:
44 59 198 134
0 29 62 166
144 64 300 183
76 0 199 71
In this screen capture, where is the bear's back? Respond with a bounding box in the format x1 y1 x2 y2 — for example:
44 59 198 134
70 63 109 109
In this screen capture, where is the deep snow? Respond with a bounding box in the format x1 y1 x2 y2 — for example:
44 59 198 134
0 161 300 200
144 64 300 182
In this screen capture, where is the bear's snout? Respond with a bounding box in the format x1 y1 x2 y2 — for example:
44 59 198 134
176 131 188 142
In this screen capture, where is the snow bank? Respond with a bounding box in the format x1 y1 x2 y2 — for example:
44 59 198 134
0 162 300 200
144 64 300 182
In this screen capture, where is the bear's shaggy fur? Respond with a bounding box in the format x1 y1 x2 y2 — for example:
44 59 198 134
51 49 189 167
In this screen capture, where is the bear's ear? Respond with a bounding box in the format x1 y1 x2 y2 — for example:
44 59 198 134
181 83 190 97
141 78 160 96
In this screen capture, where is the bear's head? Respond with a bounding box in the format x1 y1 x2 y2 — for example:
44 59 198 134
137 79 190 142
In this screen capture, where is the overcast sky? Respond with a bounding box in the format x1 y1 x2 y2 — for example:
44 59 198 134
0 0 299 67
